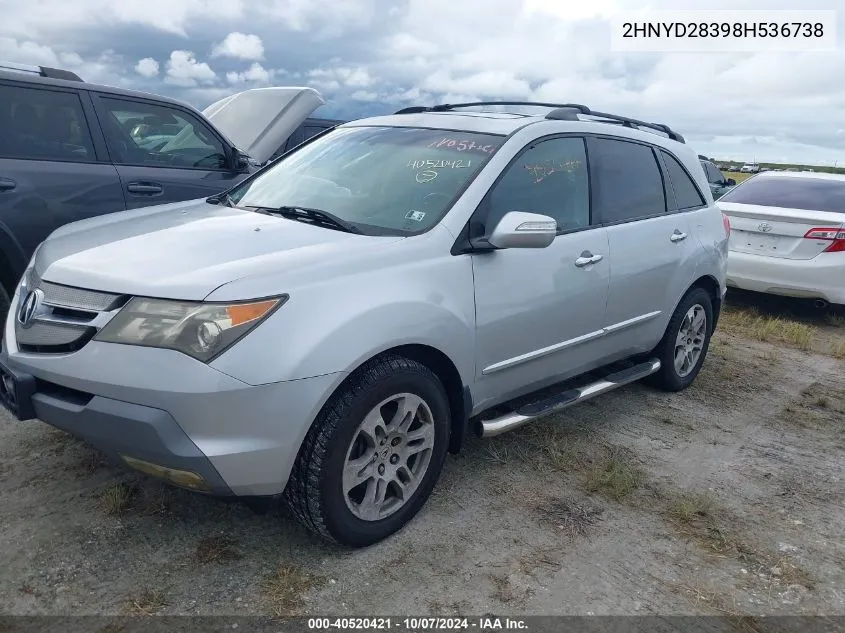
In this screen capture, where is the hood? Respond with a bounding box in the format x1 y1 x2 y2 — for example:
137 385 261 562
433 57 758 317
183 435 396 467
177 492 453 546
203 87 325 164
36 199 401 301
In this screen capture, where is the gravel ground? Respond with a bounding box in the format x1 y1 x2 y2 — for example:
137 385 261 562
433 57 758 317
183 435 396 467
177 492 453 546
1 292 843 617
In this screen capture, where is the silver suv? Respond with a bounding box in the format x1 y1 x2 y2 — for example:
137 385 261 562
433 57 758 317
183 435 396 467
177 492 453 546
0 101 728 547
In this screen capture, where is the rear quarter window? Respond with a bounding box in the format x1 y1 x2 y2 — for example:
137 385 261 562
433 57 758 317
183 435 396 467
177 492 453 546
720 177 845 213
663 151 706 210
0 84 95 162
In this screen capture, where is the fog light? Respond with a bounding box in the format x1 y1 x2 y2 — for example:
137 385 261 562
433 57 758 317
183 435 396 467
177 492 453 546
120 454 211 492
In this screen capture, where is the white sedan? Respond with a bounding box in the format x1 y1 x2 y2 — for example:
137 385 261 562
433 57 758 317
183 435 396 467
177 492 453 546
717 171 845 308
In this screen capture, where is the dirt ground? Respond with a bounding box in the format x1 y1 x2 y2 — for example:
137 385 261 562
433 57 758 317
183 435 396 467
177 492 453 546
1 290 843 617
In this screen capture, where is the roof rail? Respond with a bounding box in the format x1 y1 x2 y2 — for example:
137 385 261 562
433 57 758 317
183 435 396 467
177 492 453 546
0 61 83 82
393 100 685 144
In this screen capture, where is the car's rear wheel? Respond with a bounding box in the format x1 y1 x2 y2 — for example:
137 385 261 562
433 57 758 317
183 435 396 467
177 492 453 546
283 355 450 547
645 287 713 392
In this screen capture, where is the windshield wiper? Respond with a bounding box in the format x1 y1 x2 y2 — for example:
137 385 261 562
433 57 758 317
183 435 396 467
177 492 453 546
245 205 362 234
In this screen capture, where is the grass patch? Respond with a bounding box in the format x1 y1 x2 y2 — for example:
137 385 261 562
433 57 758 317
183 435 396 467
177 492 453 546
583 445 643 501
668 493 714 524
262 564 320 617
780 382 845 430
832 339 845 360
720 307 816 351
194 535 239 565
824 312 845 328
536 497 602 538
664 492 814 590
96 483 136 515
79 450 109 475
126 588 168 615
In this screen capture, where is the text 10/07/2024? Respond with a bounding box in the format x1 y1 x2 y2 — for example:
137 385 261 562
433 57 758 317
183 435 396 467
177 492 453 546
307 616 529 630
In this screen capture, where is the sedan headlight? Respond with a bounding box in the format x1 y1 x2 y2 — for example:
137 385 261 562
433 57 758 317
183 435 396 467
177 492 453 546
94 295 287 362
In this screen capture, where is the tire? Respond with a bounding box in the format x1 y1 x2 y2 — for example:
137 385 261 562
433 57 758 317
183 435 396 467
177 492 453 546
645 287 713 392
283 354 451 547
0 284 10 345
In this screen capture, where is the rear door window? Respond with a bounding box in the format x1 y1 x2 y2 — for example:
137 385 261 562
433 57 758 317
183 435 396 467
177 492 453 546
589 138 666 223
663 151 706 210
0 84 95 162
720 176 845 213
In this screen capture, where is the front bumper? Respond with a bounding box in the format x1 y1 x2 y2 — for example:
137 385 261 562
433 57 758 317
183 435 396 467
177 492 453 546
3 313 344 496
727 250 845 305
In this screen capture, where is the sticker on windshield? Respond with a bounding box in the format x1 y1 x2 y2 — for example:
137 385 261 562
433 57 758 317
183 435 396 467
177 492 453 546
405 210 426 222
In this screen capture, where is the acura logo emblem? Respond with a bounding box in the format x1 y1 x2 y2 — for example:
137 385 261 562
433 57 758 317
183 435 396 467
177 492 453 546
758 222 773 233
17 289 44 327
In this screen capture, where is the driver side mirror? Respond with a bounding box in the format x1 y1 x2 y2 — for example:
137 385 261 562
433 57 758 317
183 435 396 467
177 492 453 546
487 212 557 249
726 178 736 186
230 148 254 172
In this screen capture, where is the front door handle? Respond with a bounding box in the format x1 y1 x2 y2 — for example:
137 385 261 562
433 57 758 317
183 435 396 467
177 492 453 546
0 178 17 192
126 182 163 195
670 230 688 242
574 251 603 268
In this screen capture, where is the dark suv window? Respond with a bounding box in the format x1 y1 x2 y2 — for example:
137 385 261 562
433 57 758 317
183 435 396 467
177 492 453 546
0 84 95 162
702 161 723 184
663 152 706 209
97 97 228 170
484 137 590 233
589 138 665 223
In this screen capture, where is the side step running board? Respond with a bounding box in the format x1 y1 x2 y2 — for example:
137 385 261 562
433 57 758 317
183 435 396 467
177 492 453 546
480 358 661 438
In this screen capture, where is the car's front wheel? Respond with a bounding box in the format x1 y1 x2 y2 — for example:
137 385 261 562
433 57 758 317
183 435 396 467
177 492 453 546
284 355 450 547
645 287 713 392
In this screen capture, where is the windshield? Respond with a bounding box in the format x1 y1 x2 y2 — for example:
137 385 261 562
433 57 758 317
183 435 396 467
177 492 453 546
720 176 845 213
227 126 504 235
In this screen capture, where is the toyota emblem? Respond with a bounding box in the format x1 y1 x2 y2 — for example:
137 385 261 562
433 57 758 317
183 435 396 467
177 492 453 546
17 289 44 327
758 222 773 233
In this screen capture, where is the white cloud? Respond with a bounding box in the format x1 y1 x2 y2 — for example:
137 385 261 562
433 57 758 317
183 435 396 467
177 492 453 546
0 37 81 68
134 57 159 78
0 0 245 37
164 50 216 87
350 90 379 101
226 62 274 84
211 32 264 60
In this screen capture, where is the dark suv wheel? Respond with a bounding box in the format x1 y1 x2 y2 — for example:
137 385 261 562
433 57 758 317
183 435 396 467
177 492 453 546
0 283 10 344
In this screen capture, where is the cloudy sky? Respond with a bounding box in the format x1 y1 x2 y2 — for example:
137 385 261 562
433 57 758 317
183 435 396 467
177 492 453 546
1 0 844 165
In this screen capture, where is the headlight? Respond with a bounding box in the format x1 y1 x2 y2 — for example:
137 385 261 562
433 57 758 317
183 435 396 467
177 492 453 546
94 295 287 362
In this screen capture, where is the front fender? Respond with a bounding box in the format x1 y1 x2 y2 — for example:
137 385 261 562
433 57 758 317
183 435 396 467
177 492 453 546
208 251 476 387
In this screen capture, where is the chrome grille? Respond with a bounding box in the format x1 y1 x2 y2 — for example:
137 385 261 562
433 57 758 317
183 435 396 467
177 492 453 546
14 279 128 354
40 281 122 312
16 321 96 347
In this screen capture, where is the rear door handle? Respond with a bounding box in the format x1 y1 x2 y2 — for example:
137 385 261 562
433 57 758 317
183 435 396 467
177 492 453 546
0 178 17 192
126 182 163 195
670 230 687 242
574 251 603 268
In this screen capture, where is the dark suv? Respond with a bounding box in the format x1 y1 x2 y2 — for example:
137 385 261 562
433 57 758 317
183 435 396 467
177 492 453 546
700 158 736 200
0 62 340 331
